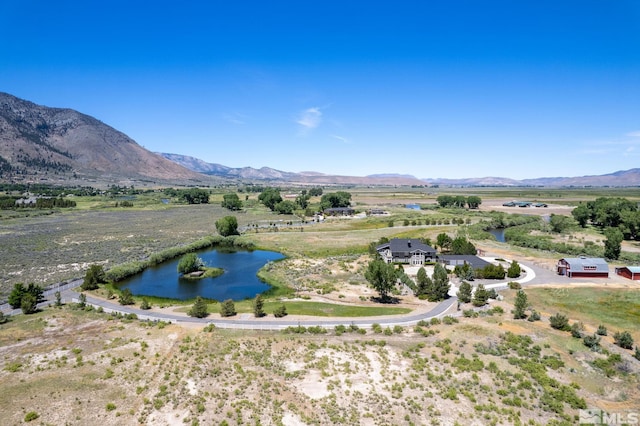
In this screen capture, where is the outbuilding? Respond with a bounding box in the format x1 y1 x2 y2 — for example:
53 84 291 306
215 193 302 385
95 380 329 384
439 254 492 270
556 257 609 278
615 266 640 281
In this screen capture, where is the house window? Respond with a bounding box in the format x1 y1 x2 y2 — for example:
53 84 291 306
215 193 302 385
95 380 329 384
583 266 597 271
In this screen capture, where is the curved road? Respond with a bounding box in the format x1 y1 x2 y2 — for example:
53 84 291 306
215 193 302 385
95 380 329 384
1 257 551 330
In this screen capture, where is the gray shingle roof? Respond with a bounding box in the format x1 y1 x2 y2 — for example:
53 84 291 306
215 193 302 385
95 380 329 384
376 238 436 256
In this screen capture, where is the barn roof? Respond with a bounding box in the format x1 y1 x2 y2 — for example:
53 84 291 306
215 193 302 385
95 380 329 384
560 257 608 271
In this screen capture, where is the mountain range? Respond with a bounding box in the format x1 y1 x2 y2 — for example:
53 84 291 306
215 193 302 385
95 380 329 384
0 92 208 186
2 92 639 187
159 152 640 187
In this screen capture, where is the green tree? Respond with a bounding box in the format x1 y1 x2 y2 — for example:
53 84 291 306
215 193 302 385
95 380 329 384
450 237 477 255
604 227 623 260
364 259 398 300
274 200 296 214
78 292 87 308
8 283 44 309
181 188 210 204
0 311 8 324
8 283 26 309
457 281 473 304
82 264 105 290
429 263 450 302
583 334 601 349
571 203 590 228
472 284 489 307
187 296 209 318
320 191 352 209
258 187 282 210
436 233 452 252
21 292 38 314
295 194 310 209
613 331 634 349
416 267 430 296
549 214 576 233
273 304 288 318
140 298 151 310
253 294 265 318
119 288 134 305
221 193 243 211
466 196 482 209
308 187 323 197
220 299 237 317
549 313 570 331
436 195 454 208
507 260 521 279
215 215 239 237
54 290 62 307
177 253 203 274
453 263 474 281
513 290 528 319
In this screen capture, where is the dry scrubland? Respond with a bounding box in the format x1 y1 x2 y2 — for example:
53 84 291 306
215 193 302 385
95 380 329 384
1 305 639 426
1 187 640 425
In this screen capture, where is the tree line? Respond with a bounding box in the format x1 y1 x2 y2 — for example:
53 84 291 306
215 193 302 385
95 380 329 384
436 195 482 209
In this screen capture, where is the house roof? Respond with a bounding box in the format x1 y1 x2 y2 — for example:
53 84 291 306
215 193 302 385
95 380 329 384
439 255 492 270
377 238 436 255
621 266 640 273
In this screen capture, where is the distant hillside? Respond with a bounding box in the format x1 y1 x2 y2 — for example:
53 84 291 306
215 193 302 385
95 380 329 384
0 92 209 186
422 169 640 187
158 153 428 186
162 152 640 187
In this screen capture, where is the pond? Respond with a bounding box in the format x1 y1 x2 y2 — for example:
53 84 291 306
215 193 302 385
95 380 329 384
488 228 506 243
406 204 421 210
117 249 284 301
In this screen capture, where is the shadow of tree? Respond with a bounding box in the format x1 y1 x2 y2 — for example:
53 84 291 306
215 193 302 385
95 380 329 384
370 296 400 304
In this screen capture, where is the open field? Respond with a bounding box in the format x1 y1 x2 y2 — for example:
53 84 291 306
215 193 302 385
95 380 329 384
1 303 638 425
1 186 640 424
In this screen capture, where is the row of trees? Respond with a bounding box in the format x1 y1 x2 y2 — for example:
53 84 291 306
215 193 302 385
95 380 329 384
257 187 351 214
163 188 210 204
435 233 477 254
572 197 640 240
187 295 287 319
436 195 482 209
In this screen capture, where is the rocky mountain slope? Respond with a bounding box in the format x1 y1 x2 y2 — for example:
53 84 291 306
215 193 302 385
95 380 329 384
0 92 208 186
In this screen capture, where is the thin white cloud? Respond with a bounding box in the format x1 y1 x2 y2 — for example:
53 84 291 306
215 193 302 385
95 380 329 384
296 107 322 131
222 112 246 125
582 131 640 155
331 135 350 144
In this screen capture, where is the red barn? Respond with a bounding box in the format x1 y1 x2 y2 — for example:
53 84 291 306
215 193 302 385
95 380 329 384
557 257 609 278
615 266 640 280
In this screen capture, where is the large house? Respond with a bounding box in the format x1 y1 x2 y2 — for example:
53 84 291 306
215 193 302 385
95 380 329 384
556 257 609 278
376 239 437 265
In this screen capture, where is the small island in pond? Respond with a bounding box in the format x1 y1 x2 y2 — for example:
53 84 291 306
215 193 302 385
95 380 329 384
178 253 223 280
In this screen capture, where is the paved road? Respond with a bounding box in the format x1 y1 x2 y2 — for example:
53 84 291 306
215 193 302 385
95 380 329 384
2 257 590 330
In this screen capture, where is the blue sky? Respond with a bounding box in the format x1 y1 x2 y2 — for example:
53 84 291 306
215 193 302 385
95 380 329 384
1 1 639 179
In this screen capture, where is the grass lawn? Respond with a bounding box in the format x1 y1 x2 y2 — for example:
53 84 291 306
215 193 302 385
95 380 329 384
176 299 411 317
